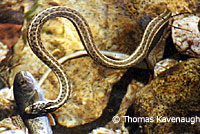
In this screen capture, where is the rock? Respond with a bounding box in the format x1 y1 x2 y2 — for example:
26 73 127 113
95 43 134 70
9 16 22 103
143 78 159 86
134 58 200 133
172 15 200 57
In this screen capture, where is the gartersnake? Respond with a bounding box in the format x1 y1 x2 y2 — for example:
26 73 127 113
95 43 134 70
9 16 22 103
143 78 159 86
27 6 171 114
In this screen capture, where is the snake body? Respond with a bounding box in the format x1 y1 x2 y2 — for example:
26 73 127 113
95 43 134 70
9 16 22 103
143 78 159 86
27 6 171 114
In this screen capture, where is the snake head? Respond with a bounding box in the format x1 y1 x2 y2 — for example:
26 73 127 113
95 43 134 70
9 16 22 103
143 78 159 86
25 101 48 114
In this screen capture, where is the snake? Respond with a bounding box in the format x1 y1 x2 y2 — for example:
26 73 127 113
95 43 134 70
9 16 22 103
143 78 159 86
27 6 171 114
